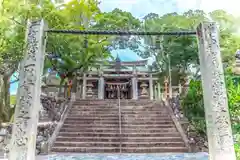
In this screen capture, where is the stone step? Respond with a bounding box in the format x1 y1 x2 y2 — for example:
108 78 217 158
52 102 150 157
70 107 165 110
62 124 175 128
65 117 172 121
72 104 156 107
57 132 181 137
73 103 157 106
74 100 155 103
70 109 167 113
53 141 185 148
66 115 119 118
68 111 169 115
69 108 167 112
72 106 163 109
55 136 183 142
60 128 178 133
73 100 155 104
51 146 187 153
63 120 174 125
71 107 118 110
67 114 171 119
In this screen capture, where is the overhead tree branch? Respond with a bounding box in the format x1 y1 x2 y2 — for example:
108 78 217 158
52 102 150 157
10 79 19 84
8 17 24 27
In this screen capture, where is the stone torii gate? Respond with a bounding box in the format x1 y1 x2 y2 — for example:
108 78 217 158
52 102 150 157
8 20 236 160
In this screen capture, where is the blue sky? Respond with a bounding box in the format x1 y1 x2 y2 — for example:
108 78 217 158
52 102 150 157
98 0 240 18
10 0 240 95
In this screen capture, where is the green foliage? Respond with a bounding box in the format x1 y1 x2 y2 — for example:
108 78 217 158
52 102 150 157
225 76 240 134
181 80 206 135
43 0 142 84
235 143 240 159
10 95 16 105
140 10 240 83
182 75 240 143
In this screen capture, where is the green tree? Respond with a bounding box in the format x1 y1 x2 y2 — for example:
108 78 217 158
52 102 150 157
0 0 142 118
0 0 29 121
44 2 142 91
140 10 240 85
0 0 109 121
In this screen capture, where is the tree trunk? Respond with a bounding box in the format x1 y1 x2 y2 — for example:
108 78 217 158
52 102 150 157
0 74 11 122
3 75 10 120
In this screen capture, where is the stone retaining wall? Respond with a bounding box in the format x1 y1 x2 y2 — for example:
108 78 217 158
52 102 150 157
0 95 68 156
167 96 208 152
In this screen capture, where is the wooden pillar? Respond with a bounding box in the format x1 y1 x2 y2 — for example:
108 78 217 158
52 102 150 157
9 20 47 160
197 22 236 160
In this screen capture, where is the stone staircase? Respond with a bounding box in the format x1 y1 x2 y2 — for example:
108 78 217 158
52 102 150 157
51 99 188 153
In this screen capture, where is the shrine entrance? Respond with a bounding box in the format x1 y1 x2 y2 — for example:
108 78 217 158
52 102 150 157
105 79 131 99
9 20 236 160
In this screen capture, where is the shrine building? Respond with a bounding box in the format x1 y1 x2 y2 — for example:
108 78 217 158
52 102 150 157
73 55 161 100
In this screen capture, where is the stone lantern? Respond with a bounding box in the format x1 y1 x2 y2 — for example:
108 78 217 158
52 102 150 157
233 49 240 74
140 81 149 98
86 81 94 98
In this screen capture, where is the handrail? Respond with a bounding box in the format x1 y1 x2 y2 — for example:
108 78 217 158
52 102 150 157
117 87 122 153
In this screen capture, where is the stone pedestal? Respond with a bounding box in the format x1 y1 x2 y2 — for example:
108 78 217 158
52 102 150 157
197 22 236 160
9 20 47 160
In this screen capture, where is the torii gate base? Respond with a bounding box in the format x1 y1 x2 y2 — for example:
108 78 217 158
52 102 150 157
8 20 236 160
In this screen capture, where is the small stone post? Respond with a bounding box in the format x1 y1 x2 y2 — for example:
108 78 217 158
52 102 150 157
98 77 104 99
197 22 236 160
178 83 182 94
9 20 47 160
149 74 153 100
132 66 138 100
98 70 104 100
131 77 138 99
154 83 157 100
164 77 168 99
82 73 86 99
157 82 161 100
76 76 81 98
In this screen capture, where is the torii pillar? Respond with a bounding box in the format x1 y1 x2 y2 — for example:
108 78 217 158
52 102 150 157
8 20 47 160
197 22 236 160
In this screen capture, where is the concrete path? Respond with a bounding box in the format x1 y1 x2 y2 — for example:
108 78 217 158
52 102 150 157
36 153 209 160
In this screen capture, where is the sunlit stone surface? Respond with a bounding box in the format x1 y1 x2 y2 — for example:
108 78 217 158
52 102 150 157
36 153 208 160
